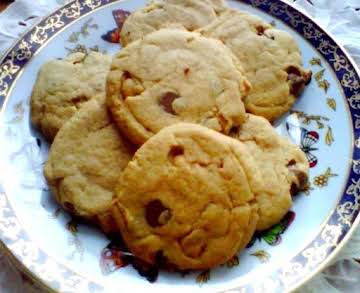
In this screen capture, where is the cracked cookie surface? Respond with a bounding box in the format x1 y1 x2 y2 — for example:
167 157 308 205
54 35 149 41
31 52 112 140
120 0 228 46
200 10 311 122
107 28 251 145
110 123 259 270
231 114 309 230
44 97 135 231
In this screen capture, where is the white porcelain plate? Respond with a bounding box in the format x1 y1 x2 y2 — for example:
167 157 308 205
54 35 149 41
1 1 360 292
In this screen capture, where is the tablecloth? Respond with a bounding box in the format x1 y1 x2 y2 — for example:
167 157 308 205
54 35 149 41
0 0 359 292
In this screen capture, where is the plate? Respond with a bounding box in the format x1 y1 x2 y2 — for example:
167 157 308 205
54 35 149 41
0 0 359 292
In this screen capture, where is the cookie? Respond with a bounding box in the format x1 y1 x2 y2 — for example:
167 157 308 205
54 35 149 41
31 51 112 141
110 123 259 270
120 0 228 46
44 97 135 232
231 114 309 230
107 28 251 145
200 10 311 121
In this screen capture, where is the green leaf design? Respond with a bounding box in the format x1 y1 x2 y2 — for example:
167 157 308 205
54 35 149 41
262 223 283 245
65 44 88 55
324 167 337 177
226 255 239 268
9 101 24 123
67 18 98 43
262 233 277 245
310 57 322 66
316 121 324 129
314 69 325 81
327 98 336 111
80 18 92 37
266 223 283 235
90 23 99 30
250 250 270 263
318 79 330 93
81 26 89 37
291 111 329 128
196 270 210 284
67 32 80 43
325 126 334 145
303 118 311 125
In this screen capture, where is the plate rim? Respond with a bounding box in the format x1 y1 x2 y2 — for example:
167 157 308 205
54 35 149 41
0 0 359 292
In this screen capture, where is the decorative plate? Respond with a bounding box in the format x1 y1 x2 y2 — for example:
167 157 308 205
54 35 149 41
0 0 359 292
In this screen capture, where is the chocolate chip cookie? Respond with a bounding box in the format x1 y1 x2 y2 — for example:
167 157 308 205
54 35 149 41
200 10 311 122
107 28 251 145
110 123 259 270
120 0 228 46
31 52 112 140
44 97 135 232
231 114 309 230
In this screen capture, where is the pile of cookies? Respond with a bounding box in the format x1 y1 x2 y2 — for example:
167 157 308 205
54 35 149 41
32 0 311 272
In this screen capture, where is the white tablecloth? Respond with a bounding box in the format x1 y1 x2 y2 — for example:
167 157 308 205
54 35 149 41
0 0 359 292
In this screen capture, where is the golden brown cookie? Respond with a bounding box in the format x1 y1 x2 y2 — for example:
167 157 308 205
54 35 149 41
200 10 311 122
231 114 309 230
44 97 135 232
107 28 251 145
110 123 259 270
31 52 112 141
120 0 228 46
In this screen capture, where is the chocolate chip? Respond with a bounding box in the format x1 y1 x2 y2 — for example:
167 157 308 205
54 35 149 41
70 95 88 107
229 126 240 137
168 145 184 160
296 170 309 189
289 75 306 96
287 159 296 167
159 92 179 115
154 250 177 270
304 71 313 85
145 200 171 227
290 170 309 196
154 251 167 266
286 66 306 96
123 71 131 79
256 25 265 35
218 159 224 168
36 138 42 149
64 202 76 213
131 257 159 283
197 162 209 167
184 68 190 75
286 66 301 76
290 183 298 196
